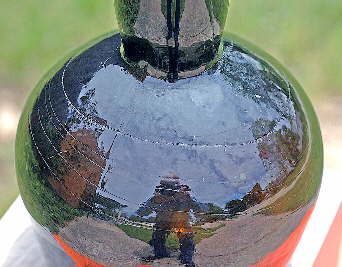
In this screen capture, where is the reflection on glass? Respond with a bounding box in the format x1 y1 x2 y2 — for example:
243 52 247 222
137 175 206 265
16 31 323 267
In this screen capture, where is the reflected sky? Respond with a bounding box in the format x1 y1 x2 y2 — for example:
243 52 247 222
28 35 307 215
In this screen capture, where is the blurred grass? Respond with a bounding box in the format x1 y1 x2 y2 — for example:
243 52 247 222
228 0 342 96
0 0 341 217
0 1 113 91
0 141 18 218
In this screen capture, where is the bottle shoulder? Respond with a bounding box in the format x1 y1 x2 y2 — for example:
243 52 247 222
23 32 317 151
16 32 323 246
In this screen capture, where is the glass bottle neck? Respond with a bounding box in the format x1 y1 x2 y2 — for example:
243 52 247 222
115 0 229 81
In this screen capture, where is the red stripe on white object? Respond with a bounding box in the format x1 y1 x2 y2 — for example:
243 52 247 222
291 169 341 267
314 204 342 267
251 206 314 267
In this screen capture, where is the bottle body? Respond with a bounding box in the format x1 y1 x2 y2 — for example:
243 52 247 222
16 32 323 266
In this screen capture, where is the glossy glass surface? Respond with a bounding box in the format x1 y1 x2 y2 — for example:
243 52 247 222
16 33 323 267
114 0 229 80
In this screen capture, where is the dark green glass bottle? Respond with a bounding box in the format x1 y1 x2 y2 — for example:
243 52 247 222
16 1 323 266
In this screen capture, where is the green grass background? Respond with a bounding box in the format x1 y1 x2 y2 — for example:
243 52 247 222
0 0 341 217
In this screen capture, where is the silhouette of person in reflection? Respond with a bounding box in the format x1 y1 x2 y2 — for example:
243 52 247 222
137 175 206 267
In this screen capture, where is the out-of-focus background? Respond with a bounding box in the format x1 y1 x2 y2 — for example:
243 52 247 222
0 0 341 218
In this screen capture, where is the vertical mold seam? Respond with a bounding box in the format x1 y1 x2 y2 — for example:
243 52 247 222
167 0 181 82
